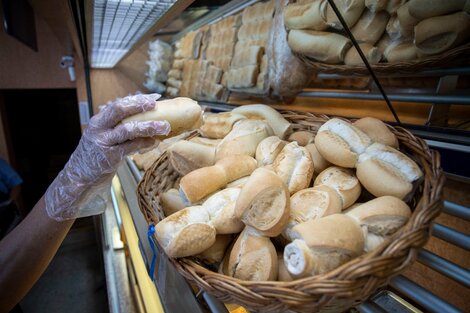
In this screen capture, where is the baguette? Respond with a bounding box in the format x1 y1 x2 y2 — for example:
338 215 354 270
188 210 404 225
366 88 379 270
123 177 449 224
314 166 361 209
352 9 389 44
284 0 329 31
353 117 398 148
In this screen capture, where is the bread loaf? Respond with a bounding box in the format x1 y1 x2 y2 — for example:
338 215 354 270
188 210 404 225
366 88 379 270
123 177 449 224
123 97 202 137
284 0 328 30
408 0 469 20
376 33 392 55
198 234 233 264
326 0 366 29
288 131 315 146
168 140 216 175
365 0 387 12
284 214 364 277
256 136 287 166
226 227 278 281
159 188 186 217
315 118 372 168
352 9 390 44
288 30 352 64
206 65 223 84
314 166 361 209
231 45 264 68
203 188 244 234
200 112 246 139
235 168 290 237
353 117 398 148
356 143 423 199
155 205 216 257
305 143 331 175
396 2 419 38
273 142 314 195
384 41 419 62
226 65 259 89
344 43 382 65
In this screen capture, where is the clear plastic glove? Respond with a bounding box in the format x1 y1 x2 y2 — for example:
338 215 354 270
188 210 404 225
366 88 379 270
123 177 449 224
45 93 171 221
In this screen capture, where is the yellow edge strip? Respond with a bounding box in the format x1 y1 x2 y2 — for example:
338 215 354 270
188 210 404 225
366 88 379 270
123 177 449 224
112 176 164 313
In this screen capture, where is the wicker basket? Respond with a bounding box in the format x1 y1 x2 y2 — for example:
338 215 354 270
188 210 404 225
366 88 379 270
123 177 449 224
137 111 444 313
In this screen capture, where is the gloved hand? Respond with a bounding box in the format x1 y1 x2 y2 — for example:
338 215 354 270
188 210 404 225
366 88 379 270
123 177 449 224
45 93 171 221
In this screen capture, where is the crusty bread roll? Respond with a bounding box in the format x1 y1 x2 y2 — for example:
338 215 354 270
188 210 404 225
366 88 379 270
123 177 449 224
326 0 366 29
122 97 202 137
408 0 469 20
155 205 216 258
344 43 382 65
356 143 423 199
198 234 233 264
226 227 278 281
168 140 216 175
353 117 398 148
179 155 257 204
256 136 287 167
384 41 419 62
352 9 390 44
288 131 315 146
396 2 419 38
346 196 411 252
215 119 272 160
200 112 246 139
386 0 406 15
282 185 343 241
305 143 331 175
365 0 387 12
284 214 364 277
232 104 292 139
284 0 328 30
414 11 470 56
314 166 361 209
315 118 372 168
203 188 244 234
159 188 186 217
278 253 294 282
376 33 391 55
235 168 290 237
288 30 352 64
189 137 221 147
273 142 314 195
226 176 250 188
386 15 403 41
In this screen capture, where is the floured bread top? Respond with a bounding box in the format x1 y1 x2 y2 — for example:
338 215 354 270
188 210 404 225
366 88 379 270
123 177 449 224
314 166 359 191
318 118 371 154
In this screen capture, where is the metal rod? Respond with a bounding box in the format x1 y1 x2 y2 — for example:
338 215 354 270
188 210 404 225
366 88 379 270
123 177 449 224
442 201 470 221
390 276 462 313
417 250 470 288
326 0 400 124
317 66 470 79
202 292 229 313
357 301 388 313
424 140 470 154
299 91 470 105
432 223 470 250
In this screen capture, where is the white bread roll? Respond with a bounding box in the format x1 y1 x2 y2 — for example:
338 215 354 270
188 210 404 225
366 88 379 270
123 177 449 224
386 15 403 41
273 142 314 195
384 41 419 62
284 0 329 30
198 234 233 264
351 9 390 44
346 196 411 252
326 0 366 29
305 143 331 175
123 97 202 137
168 140 216 176
344 43 382 65
376 33 392 55
284 214 364 277
408 0 469 20
215 120 272 161
179 155 257 204
159 188 186 217
256 136 287 167
200 112 246 139
287 131 315 146
189 137 221 147
414 12 470 56
155 205 216 258
365 0 387 12
288 30 352 64
396 2 420 38
386 0 406 15
315 118 372 168
353 117 398 148
235 168 290 237
226 227 278 281
314 166 361 209
356 143 423 199
203 188 244 234
232 104 292 139
226 176 250 188
278 253 294 282
282 185 343 241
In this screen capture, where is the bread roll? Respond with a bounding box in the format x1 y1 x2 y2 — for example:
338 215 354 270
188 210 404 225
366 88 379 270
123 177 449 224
344 43 382 65
376 33 392 55
314 166 361 209
278 252 294 282
159 188 185 217
273 142 314 195
168 69 182 80
386 0 406 15
283 185 342 241
168 140 216 176
226 227 278 281
204 188 244 234
352 9 389 44
284 214 364 277
179 155 257 204
346 196 411 251
284 0 328 30
415 11 470 56
384 41 419 62
288 30 352 64
315 118 372 168
198 234 233 264
122 97 202 137
200 112 246 139
167 78 182 89
215 120 272 160
365 0 387 12
226 176 250 188
396 2 419 38
155 205 216 257
166 87 179 98
408 0 469 20
256 136 287 166
232 104 292 139
288 131 315 146
326 0 366 29
189 137 221 147
305 143 331 175
235 168 290 237
353 117 398 148
356 143 423 199
173 59 184 69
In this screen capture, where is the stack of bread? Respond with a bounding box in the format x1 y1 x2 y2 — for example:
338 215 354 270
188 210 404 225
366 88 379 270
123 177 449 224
284 0 470 65
145 103 423 282
144 39 173 94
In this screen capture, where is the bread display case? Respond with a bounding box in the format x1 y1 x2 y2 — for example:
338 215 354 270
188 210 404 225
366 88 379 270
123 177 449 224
87 1 470 312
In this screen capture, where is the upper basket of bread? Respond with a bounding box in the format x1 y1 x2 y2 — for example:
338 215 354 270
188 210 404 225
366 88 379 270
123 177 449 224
134 98 444 312
284 0 470 75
